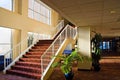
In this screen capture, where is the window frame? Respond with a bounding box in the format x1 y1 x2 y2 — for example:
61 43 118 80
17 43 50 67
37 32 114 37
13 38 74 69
28 0 51 25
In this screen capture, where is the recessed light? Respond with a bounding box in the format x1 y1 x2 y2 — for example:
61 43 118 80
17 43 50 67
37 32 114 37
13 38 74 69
110 10 116 14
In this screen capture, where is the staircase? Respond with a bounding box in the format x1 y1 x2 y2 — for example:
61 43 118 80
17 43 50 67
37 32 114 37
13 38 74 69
6 40 53 79
4 21 77 80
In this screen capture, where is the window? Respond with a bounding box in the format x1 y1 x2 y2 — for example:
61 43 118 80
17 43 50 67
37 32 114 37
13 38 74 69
0 27 12 55
0 0 13 11
28 0 51 25
103 41 110 50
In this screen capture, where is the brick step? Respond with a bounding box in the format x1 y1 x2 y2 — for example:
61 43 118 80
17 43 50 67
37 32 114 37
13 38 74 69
35 44 50 46
6 69 41 79
11 65 41 74
32 46 49 49
26 52 43 55
20 58 50 63
29 49 46 52
37 42 52 44
15 62 41 68
23 54 41 58
19 58 41 62
37 40 53 44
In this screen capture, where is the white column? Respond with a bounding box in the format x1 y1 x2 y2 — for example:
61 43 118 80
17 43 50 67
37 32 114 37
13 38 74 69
77 26 92 70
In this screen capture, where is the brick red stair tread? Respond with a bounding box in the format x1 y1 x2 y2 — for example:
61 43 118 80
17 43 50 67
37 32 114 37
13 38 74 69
11 65 41 73
30 48 46 50
29 49 46 51
20 58 50 62
15 62 41 67
32 46 49 49
19 58 41 62
25 53 42 56
37 40 53 44
15 61 48 67
38 39 53 42
26 53 43 56
7 69 41 79
23 55 41 58
35 44 50 46
26 52 43 55
23 54 50 58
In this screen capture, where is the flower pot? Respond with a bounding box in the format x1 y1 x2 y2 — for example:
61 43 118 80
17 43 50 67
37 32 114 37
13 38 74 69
64 72 74 80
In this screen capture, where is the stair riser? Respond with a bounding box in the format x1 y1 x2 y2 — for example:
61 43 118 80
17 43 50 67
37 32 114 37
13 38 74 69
37 40 53 44
23 55 41 58
20 58 50 63
26 52 43 55
6 70 41 79
29 49 46 52
35 44 50 46
32 46 48 49
19 59 41 63
15 63 41 68
26 53 43 55
11 66 41 74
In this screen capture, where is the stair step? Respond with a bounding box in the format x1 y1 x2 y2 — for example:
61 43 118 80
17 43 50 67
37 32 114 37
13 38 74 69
38 40 53 42
26 52 43 55
11 65 41 74
35 44 50 46
29 49 46 52
6 69 41 79
15 62 41 68
37 40 53 44
20 58 50 63
32 46 49 49
20 58 41 62
23 54 41 58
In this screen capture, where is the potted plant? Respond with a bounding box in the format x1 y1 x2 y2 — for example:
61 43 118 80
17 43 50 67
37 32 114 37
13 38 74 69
91 31 102 71
52 48 88 80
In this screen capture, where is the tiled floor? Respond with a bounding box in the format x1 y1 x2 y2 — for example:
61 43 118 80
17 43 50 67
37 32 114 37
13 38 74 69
0 53 120 80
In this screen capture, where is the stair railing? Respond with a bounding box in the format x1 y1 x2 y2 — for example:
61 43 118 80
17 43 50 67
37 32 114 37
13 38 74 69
3 33 42 73
51 20 64 39
41 25 77 80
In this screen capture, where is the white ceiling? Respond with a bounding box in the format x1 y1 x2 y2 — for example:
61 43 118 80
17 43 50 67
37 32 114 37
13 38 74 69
40 0 120 37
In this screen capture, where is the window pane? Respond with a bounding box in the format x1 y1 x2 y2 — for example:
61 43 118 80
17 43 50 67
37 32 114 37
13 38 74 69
46 9 50 18
0 27 11 43
34 12 40 21
34 1 40 12
41 5 45 15
0 27 11 54
28 0 34 9
28 9 34 18
47 18 50 24
0 0 12 11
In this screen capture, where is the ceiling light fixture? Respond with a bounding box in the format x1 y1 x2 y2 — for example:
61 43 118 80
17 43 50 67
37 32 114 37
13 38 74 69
110 10 116 14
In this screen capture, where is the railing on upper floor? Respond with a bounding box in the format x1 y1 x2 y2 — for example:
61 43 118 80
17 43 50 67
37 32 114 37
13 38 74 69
41 24 77 80
52 20 64 39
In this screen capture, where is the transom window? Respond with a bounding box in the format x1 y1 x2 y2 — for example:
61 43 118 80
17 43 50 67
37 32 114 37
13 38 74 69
0 0 13 11
28 0 51 25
